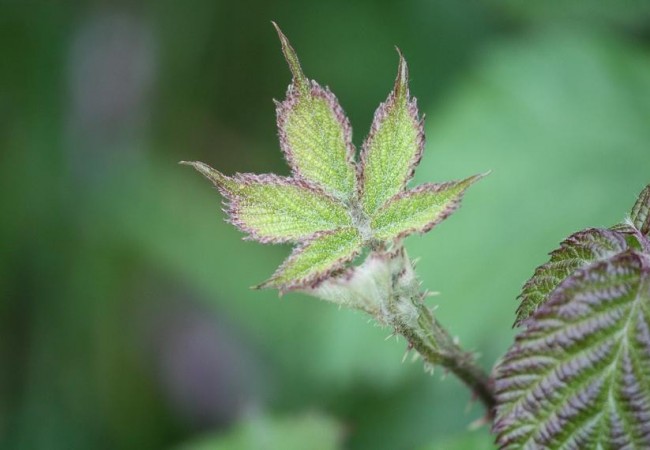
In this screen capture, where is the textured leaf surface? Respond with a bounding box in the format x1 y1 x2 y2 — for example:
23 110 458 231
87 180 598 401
515 228 631 326
258 227 362 290
182 161 351 243
631 184 650 236
360 52 424 216
494 252 650 449
370 175 483 241
274 25 357 200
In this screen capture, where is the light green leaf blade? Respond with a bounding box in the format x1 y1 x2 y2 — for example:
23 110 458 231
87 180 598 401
274 25 357 200
181 161 351 243
494 252 650 449
258 227 362 291
630 184 650 236
360 50 424 215
515 228 633 327
370 174 484 241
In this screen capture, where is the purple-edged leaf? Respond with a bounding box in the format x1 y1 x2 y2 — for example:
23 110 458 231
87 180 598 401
493 252 650 450
274 24 357 200
370 174 484 242
256 227 362 291
515 228 631 327
359 50 424 216
630 184 650 236
182 161 351 243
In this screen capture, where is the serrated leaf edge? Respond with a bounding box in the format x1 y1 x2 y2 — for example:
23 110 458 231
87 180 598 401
182 161 350 244
494 251 650 449
275 81 357 197
630 184 650 236
370 173 486 241
358 50 425 212
255 227 362 292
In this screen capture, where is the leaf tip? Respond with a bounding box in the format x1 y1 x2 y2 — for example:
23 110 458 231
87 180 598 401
272 22 308 93
251 281 267 290
393 47 409 99
181 160 234 191
459 171 489 190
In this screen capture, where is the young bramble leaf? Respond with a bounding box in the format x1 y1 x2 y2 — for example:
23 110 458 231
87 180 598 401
494 252 650 449
360 50 424 216
256 227 362 291
370 174 484 241
183 26 487 296
515 228 631 327
274 24 357 201
630 184 650 236
182 161 351 243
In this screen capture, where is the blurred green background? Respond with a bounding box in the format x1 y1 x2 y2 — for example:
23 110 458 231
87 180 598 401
2 1 650 449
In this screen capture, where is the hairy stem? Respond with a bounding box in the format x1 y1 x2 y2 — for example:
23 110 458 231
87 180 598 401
384 250 496 420
394 301 496 419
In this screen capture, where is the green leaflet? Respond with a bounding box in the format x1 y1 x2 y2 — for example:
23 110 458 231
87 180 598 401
631 184 650 236
360 51 424 216
515 228 631 327
370 175 484 241
494 252 650 449
181 161 351 243
274 25 357 201
257 227 362 291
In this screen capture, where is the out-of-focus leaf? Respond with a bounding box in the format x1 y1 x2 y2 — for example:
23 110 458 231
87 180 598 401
274 24 357 201
515 228 631 326
178 413 342 450
182 161 351 243
257 227 362 291
630 184 650 236
360 51 424 216
494 252 650 449
493 0 650 27
371 175 484 242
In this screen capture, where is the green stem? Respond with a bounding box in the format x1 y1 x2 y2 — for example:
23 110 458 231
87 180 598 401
385 251 496 420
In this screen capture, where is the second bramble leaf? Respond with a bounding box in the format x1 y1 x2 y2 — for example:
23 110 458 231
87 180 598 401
182 24 485 292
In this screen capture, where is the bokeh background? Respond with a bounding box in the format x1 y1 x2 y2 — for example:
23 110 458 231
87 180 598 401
2 1 650 449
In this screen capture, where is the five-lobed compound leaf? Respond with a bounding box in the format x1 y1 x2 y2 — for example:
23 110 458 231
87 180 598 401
359 50 425 216
494 251 650 449
274 23 357 201
515 228 632 327
370 175 484 241
256 227 362 291
630 184 650 236
182 161 351 243
183 25 485 291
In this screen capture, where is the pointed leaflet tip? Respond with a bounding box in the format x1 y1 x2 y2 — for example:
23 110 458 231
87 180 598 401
180 160 235 192
274 29 357 200
394 47 409 99
272 22 308 93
